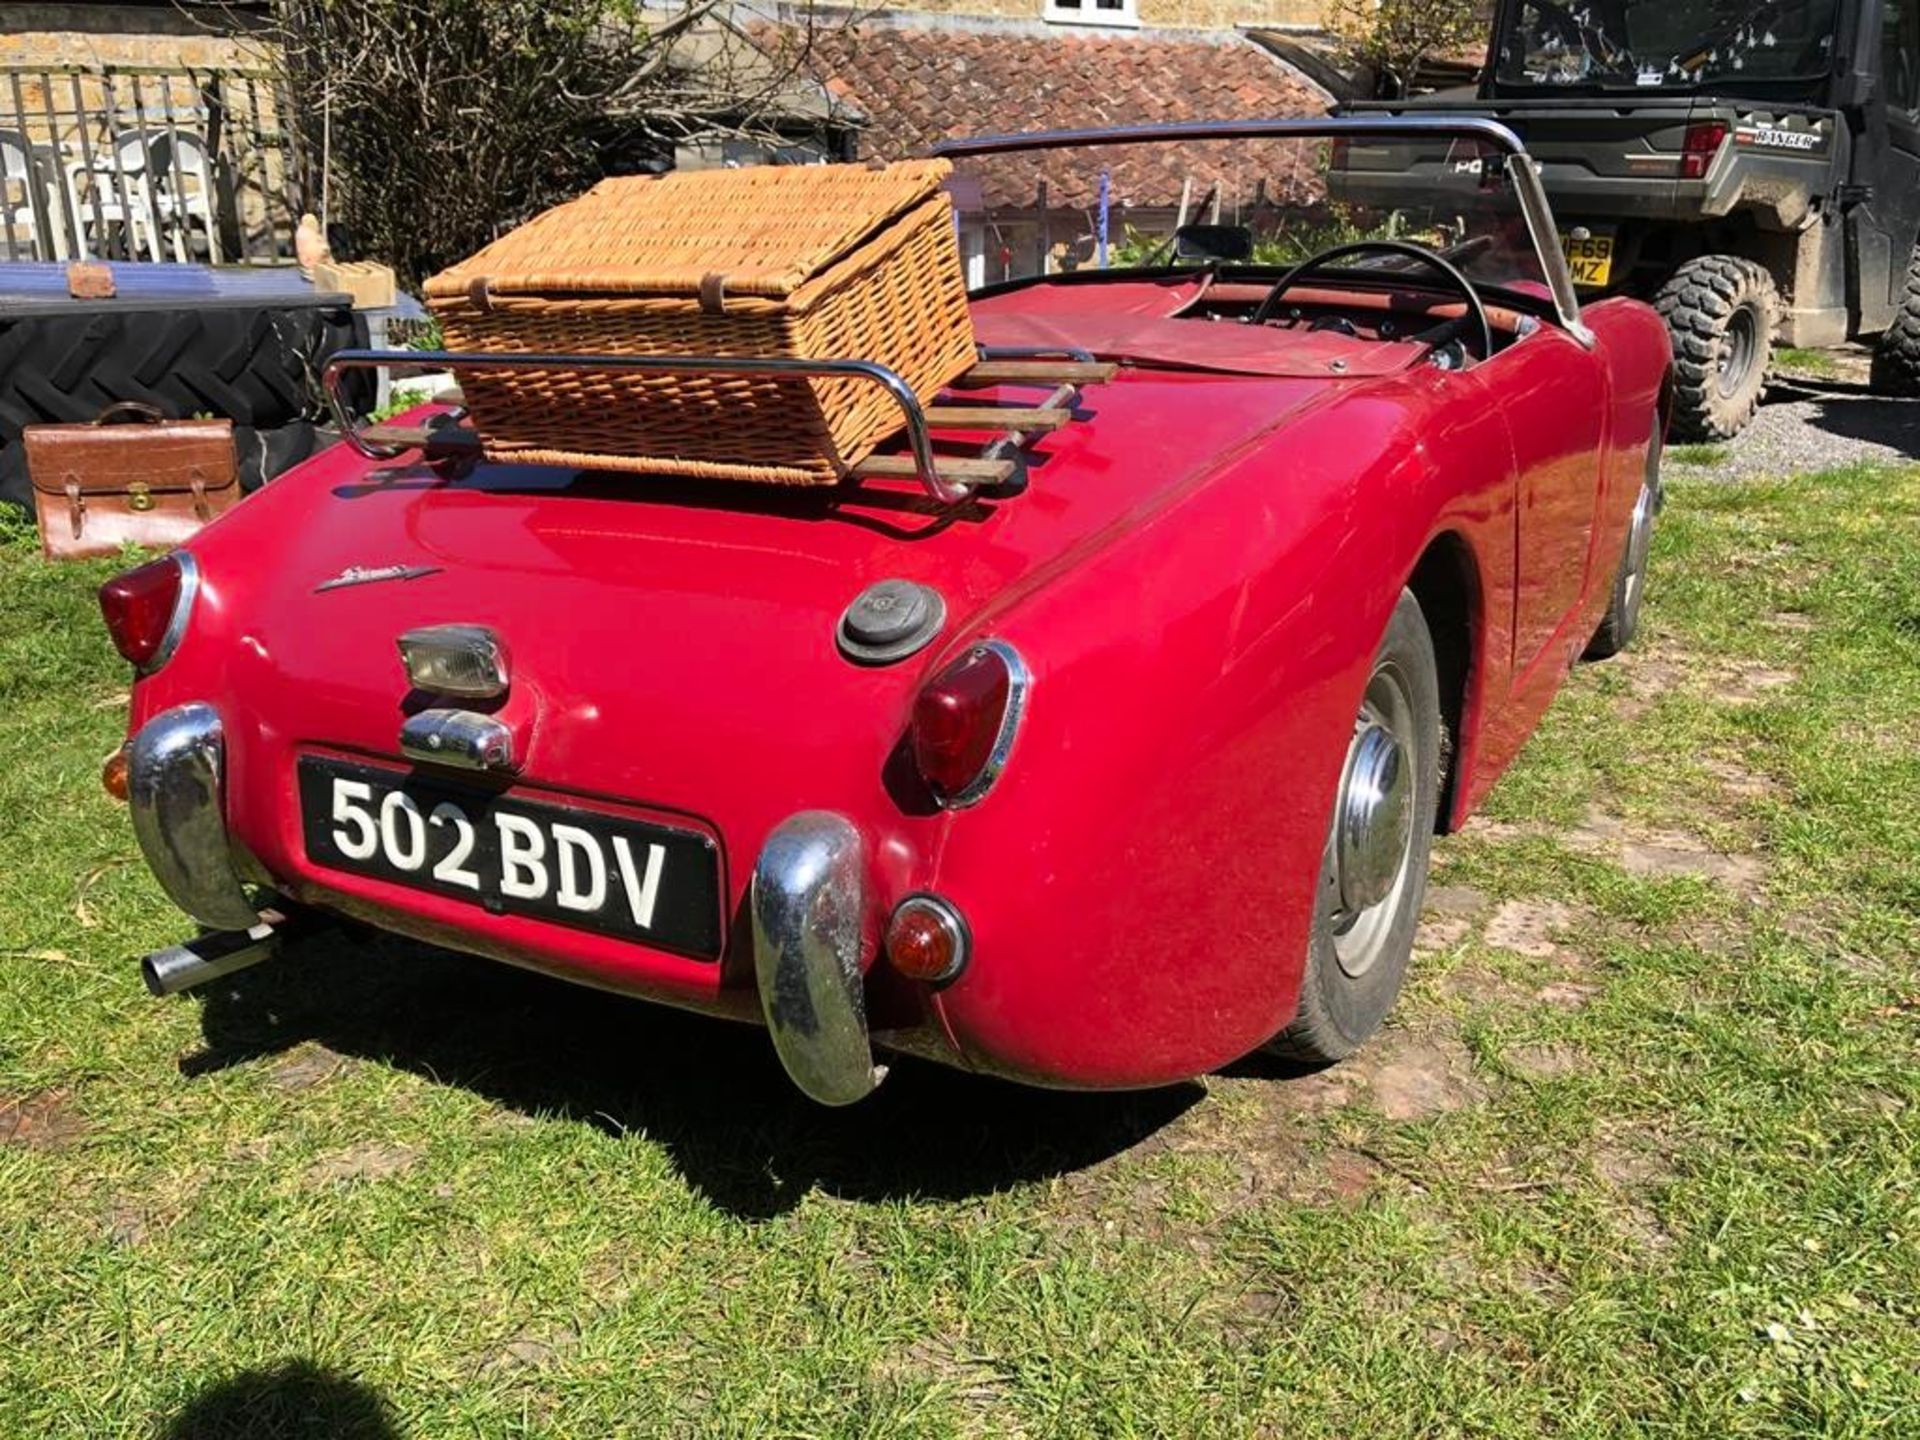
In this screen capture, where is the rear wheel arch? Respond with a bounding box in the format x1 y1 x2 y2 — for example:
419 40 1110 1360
1404 533 1479 836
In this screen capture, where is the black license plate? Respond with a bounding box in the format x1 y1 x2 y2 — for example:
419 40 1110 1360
298 756 723 959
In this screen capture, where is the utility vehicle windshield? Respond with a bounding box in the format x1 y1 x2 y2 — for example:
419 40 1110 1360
1493 0 1841 91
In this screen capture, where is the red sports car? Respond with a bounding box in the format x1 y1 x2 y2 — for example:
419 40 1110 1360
102 120 1670 1104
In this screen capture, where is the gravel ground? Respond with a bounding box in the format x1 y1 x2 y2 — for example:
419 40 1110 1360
1692 348 1920 481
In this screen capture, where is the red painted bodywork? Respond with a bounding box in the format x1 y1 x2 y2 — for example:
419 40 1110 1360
121 280 1670 1090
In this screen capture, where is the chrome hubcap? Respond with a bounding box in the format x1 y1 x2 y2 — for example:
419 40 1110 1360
1336 721 1411 914
1330 664 1418 979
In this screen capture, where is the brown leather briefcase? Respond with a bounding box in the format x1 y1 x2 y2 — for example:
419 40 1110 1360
26 403 240 560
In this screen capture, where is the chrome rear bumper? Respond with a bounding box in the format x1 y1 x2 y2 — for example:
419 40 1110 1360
126 710 885 1103
750 812 886 1106
126 703 260 931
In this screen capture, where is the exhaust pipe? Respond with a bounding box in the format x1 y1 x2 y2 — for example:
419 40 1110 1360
141 919 282 997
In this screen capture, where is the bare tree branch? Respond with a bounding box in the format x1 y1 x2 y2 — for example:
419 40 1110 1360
206 0 853 285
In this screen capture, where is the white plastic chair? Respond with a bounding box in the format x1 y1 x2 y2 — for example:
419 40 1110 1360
63 144 162 262
1 129 68 260
67 130 222 264
133 130 222 264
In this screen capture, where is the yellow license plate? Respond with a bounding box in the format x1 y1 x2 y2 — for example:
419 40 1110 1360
1560 230 1616 287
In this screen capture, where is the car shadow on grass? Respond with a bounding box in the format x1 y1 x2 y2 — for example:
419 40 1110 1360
158 1359 402 1439
183 925 1199 1219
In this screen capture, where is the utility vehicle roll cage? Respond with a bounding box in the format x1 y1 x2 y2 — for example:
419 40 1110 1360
324 117 1582 505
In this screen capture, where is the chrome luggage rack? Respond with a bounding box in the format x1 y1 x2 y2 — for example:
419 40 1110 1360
320 346 1118 506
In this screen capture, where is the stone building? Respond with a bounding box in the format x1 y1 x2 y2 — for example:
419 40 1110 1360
2 0 1339 267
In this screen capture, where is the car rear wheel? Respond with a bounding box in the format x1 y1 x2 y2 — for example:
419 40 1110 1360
1585 434 1663 661
1267 589 1441 1066
1656 255 1777 443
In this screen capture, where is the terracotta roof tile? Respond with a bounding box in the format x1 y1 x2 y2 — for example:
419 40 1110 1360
782 13 1327 211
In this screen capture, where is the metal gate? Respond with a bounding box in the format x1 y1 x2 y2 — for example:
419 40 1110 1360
0 63 305 265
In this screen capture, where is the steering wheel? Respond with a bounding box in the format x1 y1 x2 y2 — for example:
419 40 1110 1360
1250 239 1495 361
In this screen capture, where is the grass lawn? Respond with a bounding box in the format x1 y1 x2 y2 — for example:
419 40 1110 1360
1668 444 1732 470
2 466 1917 1438
1771 348 1847 382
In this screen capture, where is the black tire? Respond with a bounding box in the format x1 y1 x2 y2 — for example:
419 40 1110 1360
1585 432 1664 661
1655 255 1777 442
0 302 368 443
1268 589 1441 1065
1871 243 1920 397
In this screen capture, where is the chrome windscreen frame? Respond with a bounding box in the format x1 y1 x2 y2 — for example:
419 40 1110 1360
931 116 1594 348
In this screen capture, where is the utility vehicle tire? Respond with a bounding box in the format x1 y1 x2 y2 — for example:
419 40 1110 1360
1656 256 1777 442
1585 432 1663 661
1871 244 1920 396
1267 589 1441 1066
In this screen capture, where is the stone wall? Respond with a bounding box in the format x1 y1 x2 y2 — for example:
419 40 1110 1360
0 3 271 71
0 4 287 261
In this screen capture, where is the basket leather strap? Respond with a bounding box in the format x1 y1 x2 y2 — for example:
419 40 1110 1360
466 276 493 313
191 470 211 521
64 475 84 538
698 272 729 315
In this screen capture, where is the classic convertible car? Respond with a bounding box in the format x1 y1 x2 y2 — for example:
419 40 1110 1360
102 119 1669 1104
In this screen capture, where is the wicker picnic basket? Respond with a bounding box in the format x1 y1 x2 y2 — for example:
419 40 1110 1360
422 160 976 484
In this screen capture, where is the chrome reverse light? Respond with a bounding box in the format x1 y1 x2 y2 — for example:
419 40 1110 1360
397 623 510 699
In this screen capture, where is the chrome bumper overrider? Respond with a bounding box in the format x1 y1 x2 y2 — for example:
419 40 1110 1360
750 812 887 1106
126 703 260 932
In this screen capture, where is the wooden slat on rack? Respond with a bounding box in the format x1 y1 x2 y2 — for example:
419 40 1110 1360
851 454 1018 485
358 421 479 452
954 359 1117 386
923 405 1071 432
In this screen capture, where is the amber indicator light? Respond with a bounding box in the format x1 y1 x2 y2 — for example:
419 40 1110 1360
101 747 130 802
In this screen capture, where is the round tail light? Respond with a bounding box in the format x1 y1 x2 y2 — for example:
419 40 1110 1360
909 640 1028 807
885 894 970 984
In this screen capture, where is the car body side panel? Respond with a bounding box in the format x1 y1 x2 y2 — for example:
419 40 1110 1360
921 367 1529 1087
1453 297 1672 821
1504 328 1610 672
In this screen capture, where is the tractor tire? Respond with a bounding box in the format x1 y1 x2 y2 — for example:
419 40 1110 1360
1655 255 1778 443
1870 243 1920 396
0 301 367 445
0 297 367 517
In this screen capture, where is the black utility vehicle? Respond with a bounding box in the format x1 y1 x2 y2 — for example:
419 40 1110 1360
1337 0 1920 440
